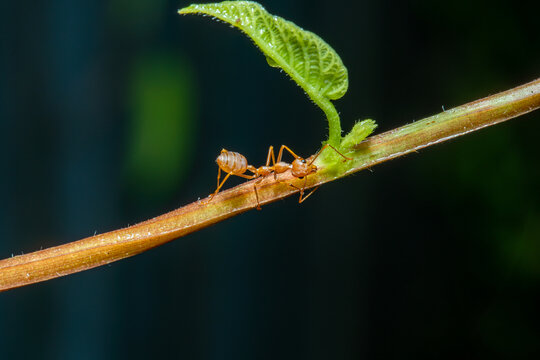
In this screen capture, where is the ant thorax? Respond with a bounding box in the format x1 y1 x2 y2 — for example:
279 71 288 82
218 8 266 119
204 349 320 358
274 161 291 174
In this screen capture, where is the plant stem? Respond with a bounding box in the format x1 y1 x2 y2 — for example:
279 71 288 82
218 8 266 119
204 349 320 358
349 79 540 170
315 96 342 147
1 78 539 292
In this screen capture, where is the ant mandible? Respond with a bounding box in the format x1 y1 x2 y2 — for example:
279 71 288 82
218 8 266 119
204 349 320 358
204 144 351 208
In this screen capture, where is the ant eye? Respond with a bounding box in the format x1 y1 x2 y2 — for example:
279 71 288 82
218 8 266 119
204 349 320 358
301 159 306 163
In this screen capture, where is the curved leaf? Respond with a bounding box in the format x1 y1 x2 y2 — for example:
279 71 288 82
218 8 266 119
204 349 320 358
179 1 348 101
179 1 349 147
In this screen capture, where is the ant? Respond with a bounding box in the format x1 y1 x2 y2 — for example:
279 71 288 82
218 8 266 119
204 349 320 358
205 144 351 208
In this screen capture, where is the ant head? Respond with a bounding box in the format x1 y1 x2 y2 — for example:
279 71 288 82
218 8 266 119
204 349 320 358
291 157 317 178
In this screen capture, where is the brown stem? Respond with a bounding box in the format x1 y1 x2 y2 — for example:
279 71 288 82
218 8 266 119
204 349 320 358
1 78 539 292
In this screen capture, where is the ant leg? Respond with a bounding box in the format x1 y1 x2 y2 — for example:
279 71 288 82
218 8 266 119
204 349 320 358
204 172 232 203
235 173 257 180
247 165 259 177
298 186 320 203
250 171 267 210
233 172 262 209
204 172 257 204
265 146 275 167
325 144 353 161
216 167 221 188
263 145 280 180
308 144 352 165
288 177 317 203
277 145 301 162
241 172 264 209
253 183 262 210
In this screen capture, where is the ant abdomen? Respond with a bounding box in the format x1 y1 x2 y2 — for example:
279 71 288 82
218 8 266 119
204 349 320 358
216 150 248 175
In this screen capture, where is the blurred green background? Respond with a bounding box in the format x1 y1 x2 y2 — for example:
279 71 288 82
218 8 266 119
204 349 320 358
1 0 539 359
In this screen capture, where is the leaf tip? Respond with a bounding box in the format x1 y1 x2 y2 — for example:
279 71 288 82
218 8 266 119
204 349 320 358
178 4 199 15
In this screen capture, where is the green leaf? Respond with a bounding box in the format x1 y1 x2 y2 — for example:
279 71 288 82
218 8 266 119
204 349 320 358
179 1 348 147
340 119 378 150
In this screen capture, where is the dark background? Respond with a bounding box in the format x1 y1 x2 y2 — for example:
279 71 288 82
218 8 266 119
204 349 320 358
1 0 539 359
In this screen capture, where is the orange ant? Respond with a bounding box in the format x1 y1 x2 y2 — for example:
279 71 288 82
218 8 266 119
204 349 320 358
205 144 351 208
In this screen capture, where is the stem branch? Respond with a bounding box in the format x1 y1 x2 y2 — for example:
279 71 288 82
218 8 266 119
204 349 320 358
1 78 539 292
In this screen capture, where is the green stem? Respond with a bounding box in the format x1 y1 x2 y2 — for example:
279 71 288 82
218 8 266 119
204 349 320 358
0 78 538 292
346 78 540 171
315 96 342 147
